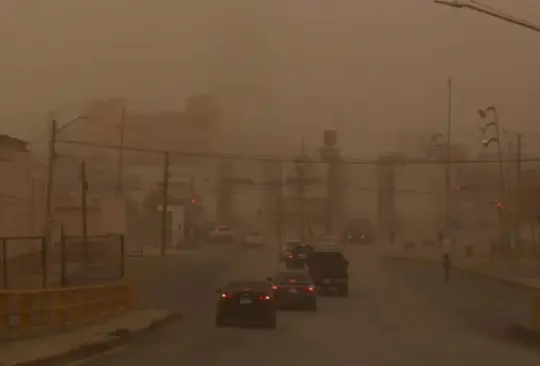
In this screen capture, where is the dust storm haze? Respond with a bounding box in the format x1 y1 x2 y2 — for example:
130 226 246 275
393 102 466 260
1 0 539 156
3 2 540 365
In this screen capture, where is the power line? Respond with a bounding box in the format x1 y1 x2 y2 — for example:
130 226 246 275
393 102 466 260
56 138 540 165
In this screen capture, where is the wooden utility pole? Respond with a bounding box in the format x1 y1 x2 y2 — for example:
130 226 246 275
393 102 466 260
80 160 89 267
444 78 453 238
117 105 126 193
44 119 57 250
276 161 283 240
160 152 170 257
516 133 523 249
298 140 306 242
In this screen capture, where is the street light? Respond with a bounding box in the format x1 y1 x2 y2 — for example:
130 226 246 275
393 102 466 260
434 0 540 33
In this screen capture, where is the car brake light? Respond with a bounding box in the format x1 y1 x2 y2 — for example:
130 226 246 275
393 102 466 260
271 285 278 290
303 286 315 292
221 293 232 299
259 295 271 300
288 254 293 259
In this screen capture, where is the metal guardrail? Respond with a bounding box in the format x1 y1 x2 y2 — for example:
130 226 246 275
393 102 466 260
0 281 133 340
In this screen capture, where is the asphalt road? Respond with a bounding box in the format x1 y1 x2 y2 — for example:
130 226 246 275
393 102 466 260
73 244 540 366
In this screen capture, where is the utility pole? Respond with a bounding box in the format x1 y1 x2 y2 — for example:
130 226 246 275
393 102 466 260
44 119 57 249
117 105 126 194
516 133 523 250
299 140 306 242
444 78 453 240
80 160 88 267
161 152 170 257
276 161 283 240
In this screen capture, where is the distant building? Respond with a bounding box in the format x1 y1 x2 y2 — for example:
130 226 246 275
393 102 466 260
123 94 221 153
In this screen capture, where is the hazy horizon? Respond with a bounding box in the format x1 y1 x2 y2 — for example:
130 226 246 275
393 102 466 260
1 0 539 157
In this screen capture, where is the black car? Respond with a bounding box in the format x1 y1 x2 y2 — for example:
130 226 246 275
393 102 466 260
215 280 277 329
285 244 314 269
305 248 349 297
267 270 317 311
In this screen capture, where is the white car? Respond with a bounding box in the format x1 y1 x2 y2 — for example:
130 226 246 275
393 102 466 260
210 225 234 242
243 231 264 248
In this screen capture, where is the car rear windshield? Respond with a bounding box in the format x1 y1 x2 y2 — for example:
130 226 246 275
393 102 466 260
284 241 301 249
217 226 231 232
276 272 311 284
223 281 270 293
308 252 346 263
292 245 314 254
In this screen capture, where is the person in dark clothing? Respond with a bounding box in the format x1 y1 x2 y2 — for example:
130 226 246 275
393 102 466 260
443 253 451 282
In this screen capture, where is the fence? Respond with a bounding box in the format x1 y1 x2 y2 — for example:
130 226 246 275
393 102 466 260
0 236 47 290
0 233 125 290
59 233 125 287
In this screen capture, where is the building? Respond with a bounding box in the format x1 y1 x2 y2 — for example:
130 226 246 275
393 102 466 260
123 94 221 153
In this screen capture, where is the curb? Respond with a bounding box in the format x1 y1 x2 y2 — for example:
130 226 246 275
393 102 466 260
11 313 182 366
384 255 540 290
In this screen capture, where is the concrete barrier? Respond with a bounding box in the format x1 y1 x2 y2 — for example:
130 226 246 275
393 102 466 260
0 281 133 341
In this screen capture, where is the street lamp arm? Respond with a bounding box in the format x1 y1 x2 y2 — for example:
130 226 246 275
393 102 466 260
434 0 540 33
56 116 88 135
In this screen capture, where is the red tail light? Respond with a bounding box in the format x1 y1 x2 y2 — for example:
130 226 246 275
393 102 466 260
288 254 293 259
271 285 278 290
221 293 233 299
259 295 271 300
304 286 315 292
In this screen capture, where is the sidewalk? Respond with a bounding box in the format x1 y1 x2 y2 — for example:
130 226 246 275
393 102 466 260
0 310 180 366
126 245 202 258
388 245 540 289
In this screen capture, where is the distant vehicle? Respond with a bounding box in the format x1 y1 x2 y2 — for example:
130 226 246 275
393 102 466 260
306 248 349 297
318 235 341 248
285 244 315 269
267 270 317 311
243 231 264 248
279 239 301 261
210 225 234 243
215 280 277 329
342 218 374 245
